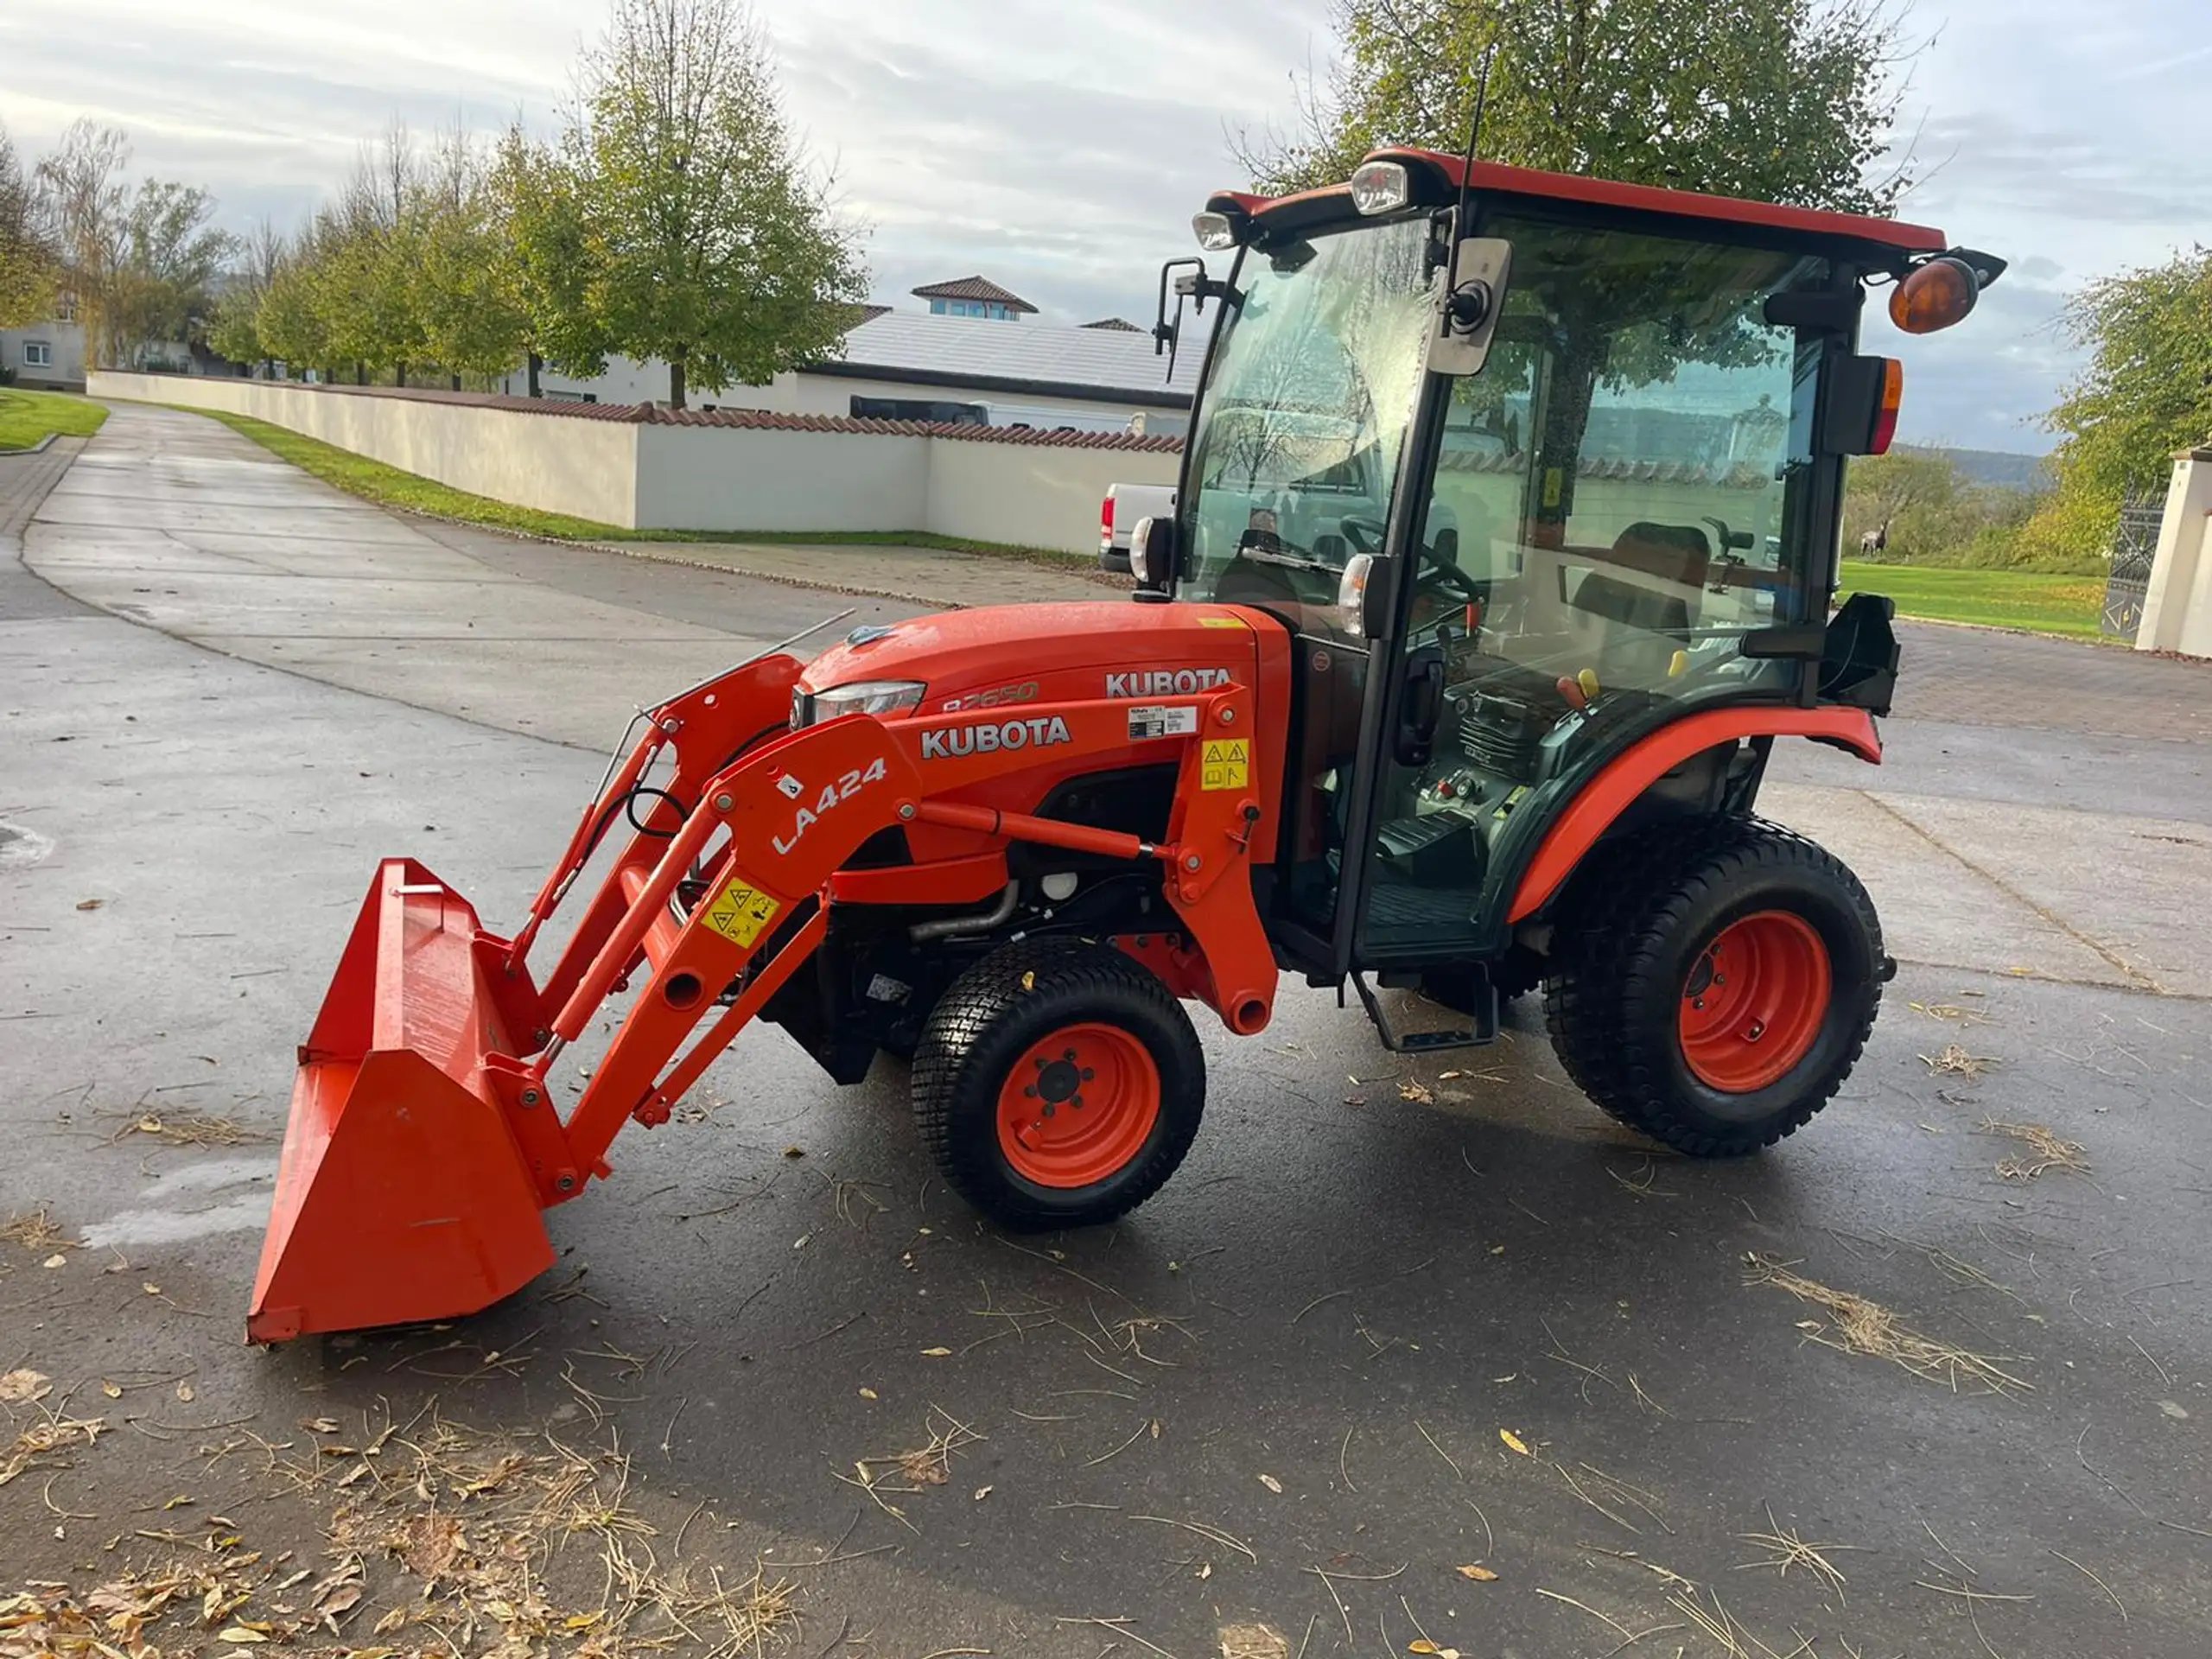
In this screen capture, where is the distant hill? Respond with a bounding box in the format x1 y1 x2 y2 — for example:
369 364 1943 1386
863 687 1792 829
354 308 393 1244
1897 444 2053 493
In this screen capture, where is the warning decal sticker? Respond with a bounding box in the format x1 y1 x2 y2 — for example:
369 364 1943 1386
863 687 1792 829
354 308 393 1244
1200 739 1249 791
702 877 782 949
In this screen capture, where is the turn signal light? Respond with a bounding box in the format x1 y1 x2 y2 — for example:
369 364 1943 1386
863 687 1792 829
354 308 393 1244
1890 257 1980 334
1868 359 1904 455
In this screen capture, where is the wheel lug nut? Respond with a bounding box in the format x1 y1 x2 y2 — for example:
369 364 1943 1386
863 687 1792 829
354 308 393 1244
1080 1068 1095 1081
1071 1096 1084 1109
1064 1049 1077 1061
1041 1103 1056 1118
1024 1085 1037 1097
1693 997 1705 1010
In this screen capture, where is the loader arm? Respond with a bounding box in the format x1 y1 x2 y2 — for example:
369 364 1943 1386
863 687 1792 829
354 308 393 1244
250 658 1277 1342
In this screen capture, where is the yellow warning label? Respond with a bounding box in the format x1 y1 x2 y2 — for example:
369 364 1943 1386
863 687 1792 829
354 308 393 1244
1198 615 1246 629
1200 738 1249 792
702 876 781 949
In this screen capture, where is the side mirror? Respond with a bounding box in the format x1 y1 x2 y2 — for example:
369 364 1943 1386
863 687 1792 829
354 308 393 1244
1427 237 1513 378
1130 515 1179 600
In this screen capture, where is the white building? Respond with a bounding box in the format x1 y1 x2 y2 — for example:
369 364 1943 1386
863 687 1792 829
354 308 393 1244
504 276 1201 437
2 311 87 392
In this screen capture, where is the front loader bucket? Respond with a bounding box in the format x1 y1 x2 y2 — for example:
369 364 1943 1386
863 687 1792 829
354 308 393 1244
248 859 555 1343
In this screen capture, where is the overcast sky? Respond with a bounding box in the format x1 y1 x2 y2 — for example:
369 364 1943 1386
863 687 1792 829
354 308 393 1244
5 0 2206 454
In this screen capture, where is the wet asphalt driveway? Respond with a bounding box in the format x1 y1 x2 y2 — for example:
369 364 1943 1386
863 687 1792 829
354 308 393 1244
2 407 2208 1658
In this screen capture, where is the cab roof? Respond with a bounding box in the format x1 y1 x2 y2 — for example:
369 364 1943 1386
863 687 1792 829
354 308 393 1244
1210 147 1947 263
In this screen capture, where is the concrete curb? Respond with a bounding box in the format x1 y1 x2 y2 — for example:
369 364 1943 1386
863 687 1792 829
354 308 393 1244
0 432 56 456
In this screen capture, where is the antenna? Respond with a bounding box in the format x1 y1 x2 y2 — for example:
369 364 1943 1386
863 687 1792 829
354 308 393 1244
1451 41 1500 242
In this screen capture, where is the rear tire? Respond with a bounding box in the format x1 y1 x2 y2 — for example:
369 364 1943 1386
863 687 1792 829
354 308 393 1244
912 940 1203 1230
1545 819 1882 1157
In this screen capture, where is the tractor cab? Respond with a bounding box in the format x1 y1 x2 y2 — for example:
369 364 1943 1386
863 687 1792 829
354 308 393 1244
1137 149 1999 1014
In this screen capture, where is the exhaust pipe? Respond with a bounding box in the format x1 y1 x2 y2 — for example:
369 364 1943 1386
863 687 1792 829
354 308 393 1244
909 880 1020 943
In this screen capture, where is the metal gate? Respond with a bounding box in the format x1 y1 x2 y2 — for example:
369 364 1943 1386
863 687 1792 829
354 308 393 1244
2101 498 2164 641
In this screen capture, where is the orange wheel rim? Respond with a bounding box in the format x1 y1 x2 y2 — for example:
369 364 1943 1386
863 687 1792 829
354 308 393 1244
995 1023 1161 1189
1679 910 1832 1093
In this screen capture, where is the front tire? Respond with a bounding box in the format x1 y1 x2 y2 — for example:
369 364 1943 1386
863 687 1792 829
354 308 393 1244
912 941 1204 1230
1546 820 1882 1157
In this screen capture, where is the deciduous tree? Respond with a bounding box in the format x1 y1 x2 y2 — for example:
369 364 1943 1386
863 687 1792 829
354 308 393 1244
0 121 60 329
572 0 866 407
1237 0 1918 213
2018 247 2212 566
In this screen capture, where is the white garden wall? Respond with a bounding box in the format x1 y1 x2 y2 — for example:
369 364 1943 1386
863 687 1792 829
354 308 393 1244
89 372 1180 555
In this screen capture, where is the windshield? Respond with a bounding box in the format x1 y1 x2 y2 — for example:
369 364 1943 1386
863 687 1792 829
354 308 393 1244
1178 217 1436 606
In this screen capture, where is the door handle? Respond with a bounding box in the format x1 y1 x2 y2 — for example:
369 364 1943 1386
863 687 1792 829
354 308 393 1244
1396 654 1446 768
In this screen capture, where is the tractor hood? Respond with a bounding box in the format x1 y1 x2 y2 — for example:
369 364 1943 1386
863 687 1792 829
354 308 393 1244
799 601 1273 716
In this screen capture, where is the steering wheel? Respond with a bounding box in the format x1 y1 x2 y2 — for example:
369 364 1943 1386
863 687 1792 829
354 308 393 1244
1339 515 1478 597
1339 515 1386 557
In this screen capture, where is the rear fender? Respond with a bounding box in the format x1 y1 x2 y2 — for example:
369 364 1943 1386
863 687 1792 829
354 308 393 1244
1506 707 1880 924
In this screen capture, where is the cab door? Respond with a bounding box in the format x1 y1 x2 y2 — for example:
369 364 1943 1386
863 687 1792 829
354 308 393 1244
1339 213 1844 975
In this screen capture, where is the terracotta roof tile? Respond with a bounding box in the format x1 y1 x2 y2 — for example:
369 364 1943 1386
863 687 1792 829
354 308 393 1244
909 275 1039 314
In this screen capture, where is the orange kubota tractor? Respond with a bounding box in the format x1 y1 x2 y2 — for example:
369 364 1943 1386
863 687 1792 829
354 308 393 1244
250 149 2003 1341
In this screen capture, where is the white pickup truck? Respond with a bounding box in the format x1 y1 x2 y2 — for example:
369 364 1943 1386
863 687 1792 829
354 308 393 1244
1097 481 1176 574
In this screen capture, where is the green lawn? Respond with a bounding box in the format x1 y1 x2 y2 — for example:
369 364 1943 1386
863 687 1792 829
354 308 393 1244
175 405 1076 564
0 389 108 450
1838 561 2105 640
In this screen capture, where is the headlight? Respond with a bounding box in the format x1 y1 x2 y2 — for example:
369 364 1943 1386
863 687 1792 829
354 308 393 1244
797 679 926 726
1192 211 1239 251
1349 160 1411 215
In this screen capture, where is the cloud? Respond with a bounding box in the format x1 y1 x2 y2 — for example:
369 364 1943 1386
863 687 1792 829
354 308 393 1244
4 0 2201 454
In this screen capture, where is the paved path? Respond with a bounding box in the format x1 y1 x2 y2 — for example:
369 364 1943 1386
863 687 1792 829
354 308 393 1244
6 405 2211 1656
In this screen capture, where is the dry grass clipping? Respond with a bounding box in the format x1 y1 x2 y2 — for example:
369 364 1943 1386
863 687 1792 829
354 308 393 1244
0 1413 105 1487
1977 1118 2089 1181
1733 1503 1865 1605
1744 1254 2032 1396
0 1207 73 1254
278 1408 800 1657
1920 1044 1998 1078
110 1109 260 1148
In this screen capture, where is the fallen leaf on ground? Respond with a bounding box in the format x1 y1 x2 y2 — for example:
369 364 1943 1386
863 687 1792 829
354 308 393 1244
858 1387 877 1400
920 1347 951 1357
175 1382 195 1403
1499 1428 1530 1456
1398 1078 1433 1104
216 1629 266 1644
100 1381 121 1399
0 1369 51 1404
973 1484 992 1501
372 1609 407 1635
76 898 104 911
1457 1564 1498 1581
1258 1473 1282 1493
42 1255 66 1269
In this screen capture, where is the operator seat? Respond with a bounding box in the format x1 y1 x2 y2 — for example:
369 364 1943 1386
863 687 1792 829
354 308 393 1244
1567 522 1708 684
